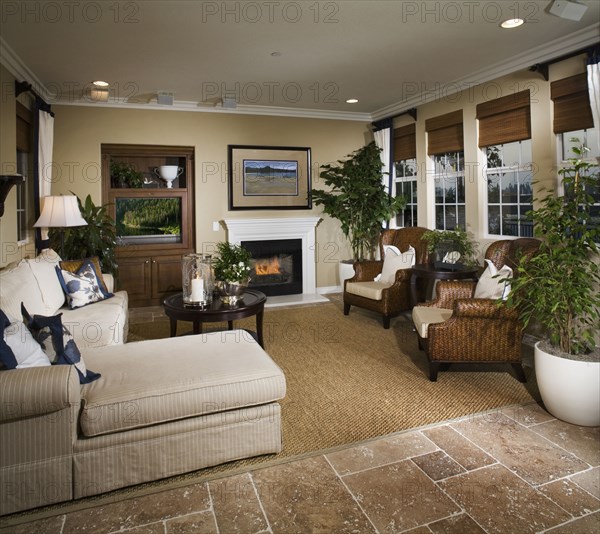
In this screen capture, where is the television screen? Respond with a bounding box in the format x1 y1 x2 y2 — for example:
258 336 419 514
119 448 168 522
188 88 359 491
115 197 182 245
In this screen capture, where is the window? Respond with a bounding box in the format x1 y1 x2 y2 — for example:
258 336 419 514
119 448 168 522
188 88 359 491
16 102 33 244
433 151 465 230
393 124 417 227
485 140 533 237
394 158 417 227
425 110 464 230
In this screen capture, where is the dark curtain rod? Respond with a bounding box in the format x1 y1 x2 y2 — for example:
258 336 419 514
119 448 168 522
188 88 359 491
15 80 54 116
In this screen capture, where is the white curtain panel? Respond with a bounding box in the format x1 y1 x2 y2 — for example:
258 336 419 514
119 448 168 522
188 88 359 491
373 127 390 194
588 55 600 151
38 109 54 240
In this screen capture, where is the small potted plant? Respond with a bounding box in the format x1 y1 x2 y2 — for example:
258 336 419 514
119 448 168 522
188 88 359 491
506 139 600 426
212 242 252 305
422 226 478 269
110 161 144 189
311 141 406 282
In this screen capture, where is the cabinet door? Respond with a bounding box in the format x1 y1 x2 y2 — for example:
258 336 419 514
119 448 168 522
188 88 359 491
151 255 183 299
117 256 151 300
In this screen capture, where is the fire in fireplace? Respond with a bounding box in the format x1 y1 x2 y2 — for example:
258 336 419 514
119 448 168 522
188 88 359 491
242 239 302 296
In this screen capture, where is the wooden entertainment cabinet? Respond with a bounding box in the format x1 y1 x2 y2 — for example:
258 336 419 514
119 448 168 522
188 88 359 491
101 144 195 307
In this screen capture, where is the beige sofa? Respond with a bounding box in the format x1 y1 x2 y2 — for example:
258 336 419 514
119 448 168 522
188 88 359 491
0 249 128 348
0 252 286 515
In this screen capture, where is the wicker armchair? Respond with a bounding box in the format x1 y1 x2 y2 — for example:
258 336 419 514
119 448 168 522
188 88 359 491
412 238 540 381
343 227 430 328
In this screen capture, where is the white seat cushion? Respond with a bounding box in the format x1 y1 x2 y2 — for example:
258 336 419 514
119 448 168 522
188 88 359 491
412 306 453 338
80 330 286 437
346 281 392 301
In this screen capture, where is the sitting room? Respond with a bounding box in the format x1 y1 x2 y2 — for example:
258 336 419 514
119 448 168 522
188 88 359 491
1 1 599 532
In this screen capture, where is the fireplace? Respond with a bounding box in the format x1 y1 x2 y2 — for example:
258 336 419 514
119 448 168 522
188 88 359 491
223 217 328 306
242 239 302 296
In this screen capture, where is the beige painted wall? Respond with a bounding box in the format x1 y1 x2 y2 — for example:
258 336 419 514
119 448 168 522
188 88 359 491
48 106 370 286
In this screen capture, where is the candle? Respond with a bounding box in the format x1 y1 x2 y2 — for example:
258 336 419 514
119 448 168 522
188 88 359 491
191 276 204 302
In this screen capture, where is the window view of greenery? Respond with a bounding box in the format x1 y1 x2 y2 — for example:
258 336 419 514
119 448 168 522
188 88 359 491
434 151 465 230
116 198 182 243
394 158 417 227
486 140 533 237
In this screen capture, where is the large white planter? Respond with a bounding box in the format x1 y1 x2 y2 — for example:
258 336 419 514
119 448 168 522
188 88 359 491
534 342 600 426
338 261 355 286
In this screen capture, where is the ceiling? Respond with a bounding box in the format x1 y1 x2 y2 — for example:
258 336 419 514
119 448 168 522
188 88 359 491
1 0 599 121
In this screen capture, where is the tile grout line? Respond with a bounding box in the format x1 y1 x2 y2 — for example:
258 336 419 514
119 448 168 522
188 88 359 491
536 509 600 534
248 472 274 534
323 454 381 534
205 481 220 534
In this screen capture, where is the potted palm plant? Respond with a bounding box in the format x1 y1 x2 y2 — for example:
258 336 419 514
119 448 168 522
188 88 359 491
506 139 600 426
311 141 406 283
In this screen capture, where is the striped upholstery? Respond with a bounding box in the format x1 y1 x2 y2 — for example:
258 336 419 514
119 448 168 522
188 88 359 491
0 365 80 515
80 331 286 437
0 330 286 513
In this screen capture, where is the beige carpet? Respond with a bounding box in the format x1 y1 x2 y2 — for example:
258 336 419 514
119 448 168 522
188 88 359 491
129 300 539 457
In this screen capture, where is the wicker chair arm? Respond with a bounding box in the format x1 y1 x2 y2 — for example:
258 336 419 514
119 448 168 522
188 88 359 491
423 280 476 308
349 260 382 282
452 298 519 320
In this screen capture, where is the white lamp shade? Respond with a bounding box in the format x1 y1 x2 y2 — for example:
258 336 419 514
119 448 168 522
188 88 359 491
34 195 88 228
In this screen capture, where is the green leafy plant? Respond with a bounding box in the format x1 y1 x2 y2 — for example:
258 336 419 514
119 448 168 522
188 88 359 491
311 141 407 261
110 161 144 188
49 194 118 275
212 242 252 283
506 139 600 357
422 226 478 266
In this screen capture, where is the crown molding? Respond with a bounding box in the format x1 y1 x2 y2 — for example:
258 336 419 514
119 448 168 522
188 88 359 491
0 37 54 102
54 97 373 122
372 23 600 121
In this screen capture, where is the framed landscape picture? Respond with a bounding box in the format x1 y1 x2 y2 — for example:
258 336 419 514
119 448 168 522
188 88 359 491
228 145 312 210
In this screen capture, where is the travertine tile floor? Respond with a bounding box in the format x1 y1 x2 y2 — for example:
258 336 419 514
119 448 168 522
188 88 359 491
3 402 599 534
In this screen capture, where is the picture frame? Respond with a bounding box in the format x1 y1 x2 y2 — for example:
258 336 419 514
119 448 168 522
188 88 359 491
228 145 312 210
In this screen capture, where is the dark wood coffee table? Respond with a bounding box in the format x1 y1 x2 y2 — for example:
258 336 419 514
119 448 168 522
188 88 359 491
410 263 479 306
163 289 267 348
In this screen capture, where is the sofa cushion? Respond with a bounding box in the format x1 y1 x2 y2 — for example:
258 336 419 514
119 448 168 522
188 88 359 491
21 305 100 384
412 306 453 338
0 261 45 320
3 319 51 368
56 261 113 309
27 249 65 314
60 257 110 296
60 290 128 349
346 281 392 301
79 330 286 438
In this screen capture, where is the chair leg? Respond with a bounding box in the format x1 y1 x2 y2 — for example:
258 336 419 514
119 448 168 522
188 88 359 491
343 303 350 316
382 316 390 329
511 363 527 383
428 362 439 381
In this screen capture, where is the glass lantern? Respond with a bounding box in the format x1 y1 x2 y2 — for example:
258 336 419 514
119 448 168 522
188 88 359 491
182 254 213 307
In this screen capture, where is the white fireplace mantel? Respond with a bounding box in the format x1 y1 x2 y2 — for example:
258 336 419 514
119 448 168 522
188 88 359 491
223 217 327 307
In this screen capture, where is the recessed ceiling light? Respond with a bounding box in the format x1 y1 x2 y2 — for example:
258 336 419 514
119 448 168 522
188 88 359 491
92 80 109 87
500 18 524 28
346 98 359 104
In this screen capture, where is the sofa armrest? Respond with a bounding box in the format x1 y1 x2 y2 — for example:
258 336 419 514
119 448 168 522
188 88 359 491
423 280 476 309
102 273 115 293
349 260 382 282
0 365 81 423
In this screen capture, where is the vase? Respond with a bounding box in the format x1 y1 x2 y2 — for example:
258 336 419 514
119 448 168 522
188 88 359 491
215 280 248 305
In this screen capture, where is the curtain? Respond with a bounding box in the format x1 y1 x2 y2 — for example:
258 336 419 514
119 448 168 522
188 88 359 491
373 127 391 194
35 105 55 248
587 52 600 151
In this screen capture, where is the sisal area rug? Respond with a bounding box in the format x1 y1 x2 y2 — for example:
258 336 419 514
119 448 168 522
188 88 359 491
4 300 540 523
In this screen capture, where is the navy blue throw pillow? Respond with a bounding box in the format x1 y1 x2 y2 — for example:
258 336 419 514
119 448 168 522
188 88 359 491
0 309 18 370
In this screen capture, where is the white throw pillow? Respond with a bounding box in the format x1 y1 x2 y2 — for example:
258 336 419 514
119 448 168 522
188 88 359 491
379 245 416 284
474 259 513 300
4 320 51 369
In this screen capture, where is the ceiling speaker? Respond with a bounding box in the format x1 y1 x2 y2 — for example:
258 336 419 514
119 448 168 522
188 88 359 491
157 92 174 106
549 0 588 21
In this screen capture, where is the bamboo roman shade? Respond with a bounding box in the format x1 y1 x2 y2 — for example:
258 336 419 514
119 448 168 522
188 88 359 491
393 124 416 161
425 110 463 155
476 90 531 147
550 73 594 134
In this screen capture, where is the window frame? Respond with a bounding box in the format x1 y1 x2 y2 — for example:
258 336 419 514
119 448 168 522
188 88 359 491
392 157 418 228
432 150 466 231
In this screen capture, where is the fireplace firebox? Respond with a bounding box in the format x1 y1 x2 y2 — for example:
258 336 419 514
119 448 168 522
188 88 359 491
242 239 303 296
